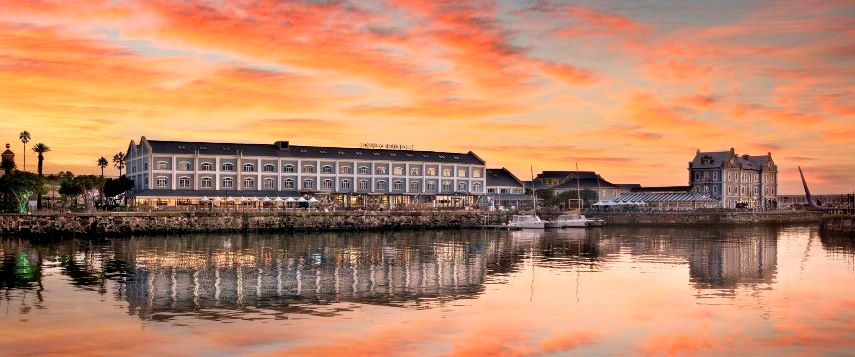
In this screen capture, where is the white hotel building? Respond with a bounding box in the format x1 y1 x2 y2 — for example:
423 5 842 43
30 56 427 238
124 137 487 208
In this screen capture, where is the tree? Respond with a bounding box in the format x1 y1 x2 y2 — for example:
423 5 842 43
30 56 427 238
18 131 30 172
75 175 106 211
97 157 108 177
104 176 134 198
0 156 15 175
0 171 43 213
31 143 50 210
112 152 126 176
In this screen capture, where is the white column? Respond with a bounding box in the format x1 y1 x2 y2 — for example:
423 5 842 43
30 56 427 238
257 158 262 191
215 157 221 190
171 155 177 190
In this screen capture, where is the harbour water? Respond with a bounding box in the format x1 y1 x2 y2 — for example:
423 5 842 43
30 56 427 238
1 226 853 356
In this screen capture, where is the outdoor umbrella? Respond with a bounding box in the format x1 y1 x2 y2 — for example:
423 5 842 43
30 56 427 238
284 197 296 202
307 197 319 203
297 197 308 202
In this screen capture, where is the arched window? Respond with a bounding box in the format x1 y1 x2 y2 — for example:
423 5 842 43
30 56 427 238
473 182 482 191
302 179 314 190
222 177 234 188
178 176 191 188
358 166 369 175
393 167 404 176
376 180 387 190
426 168 437 176
442 181 452 191
359 180 369 191
243 163 255 172
243 177 254 189
457 169 467 177
340 166 352 174
263 178 276 189
472 170 482 178
322 179 333 190
283 178 295 189
222 163 234 171
322 165 334 174
376 166 387 175
458 182 467 191
201 177 213 188
409 181 419 191
393 180 404 191
442 168 452 177
341 179 352 191
155 161 168 170
303 165 315 174
200 162 213 171
426 181 436 191
155 176 168 188
283 164 295 173
178 162 191 171
410 168 421 176
263 164 276 172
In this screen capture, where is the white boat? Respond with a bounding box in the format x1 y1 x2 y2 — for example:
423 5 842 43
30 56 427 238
507 214 545 229
546 214 607 228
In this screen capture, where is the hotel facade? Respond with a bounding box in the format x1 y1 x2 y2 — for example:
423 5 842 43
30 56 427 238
689 148 778 209
125 137 487 208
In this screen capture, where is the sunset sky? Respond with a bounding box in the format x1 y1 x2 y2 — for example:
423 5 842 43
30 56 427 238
0 0 852 194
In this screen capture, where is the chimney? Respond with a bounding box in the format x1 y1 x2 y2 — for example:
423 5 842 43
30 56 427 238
275 141 290 150
730 147 735 153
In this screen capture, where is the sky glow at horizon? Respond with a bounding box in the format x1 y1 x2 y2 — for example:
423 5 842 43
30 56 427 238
0 0 852 194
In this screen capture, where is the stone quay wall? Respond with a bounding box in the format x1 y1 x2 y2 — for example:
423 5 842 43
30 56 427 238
0 211 515 236
592 211 826 226
821 215 855 234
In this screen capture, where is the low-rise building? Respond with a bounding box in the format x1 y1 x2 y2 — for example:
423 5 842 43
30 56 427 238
125 137 487 209
529 170 621 205
485 168 530 209
689 148 778 209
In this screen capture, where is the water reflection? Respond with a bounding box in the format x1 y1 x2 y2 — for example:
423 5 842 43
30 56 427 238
1 226 852 323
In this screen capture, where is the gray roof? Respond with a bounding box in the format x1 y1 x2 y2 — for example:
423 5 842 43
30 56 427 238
536 170 599 180
142 139 485 165
614 192 718 202
690 150 734 168
486 168 524 187
552 175 619 189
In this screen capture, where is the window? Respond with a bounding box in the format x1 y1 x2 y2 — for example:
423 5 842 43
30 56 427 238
359 180 369 191
472 170 482 178
156 176 168 188
442 181 453 191
393 167 404 176
754 186 759 195
243 177 254 189
426 181 436 191
201 177 213 188
500 188 509 194
155 161 168 170
458 182 466 191
263 164 275 172
458 169 467 177
283 179 295 189
376 166 387 175
302 179 314 189
442 168 452 177
322 179 333 190
703 172 709 181
222 178 234 188
358 166 369 175
393 180 404 191
200 162 213 171
488 188 496 193
410 168 421 176
427 168 437 176
222 163 234 171
178 176 191 188
473 182 482 191
694 172 700 181
263 178 276 189
741 186 747 195
340 166 352 174
303 165 315 173
713 172 718 181
341 179 352 191
409 181 419 191
178 162 191 171
322 165 333 174
376 180 387 190
283 164 295 173
243 163 255 172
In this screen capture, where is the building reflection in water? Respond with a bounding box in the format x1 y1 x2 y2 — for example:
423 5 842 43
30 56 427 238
3 225 850 322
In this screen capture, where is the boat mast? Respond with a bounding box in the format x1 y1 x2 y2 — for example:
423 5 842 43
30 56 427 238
531 165 537 215
576 162 583 210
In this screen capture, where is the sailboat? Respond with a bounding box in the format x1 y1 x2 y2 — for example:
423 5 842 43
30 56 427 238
545 163 606 228
507 165 545 229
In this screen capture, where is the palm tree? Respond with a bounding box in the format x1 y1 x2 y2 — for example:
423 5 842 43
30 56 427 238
19 131 30 171
112 152 126 177
32 143 50 210
97 157 108 177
